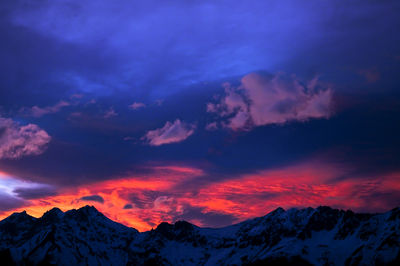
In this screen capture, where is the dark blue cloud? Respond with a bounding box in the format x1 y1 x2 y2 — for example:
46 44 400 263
1 0 399 111
173 204 238 228
0 0 399 199
13 186 58 200
0 192 26 212
80 195 104 204
123 204 133 210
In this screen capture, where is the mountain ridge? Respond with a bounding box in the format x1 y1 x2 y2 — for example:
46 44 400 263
0 205 399 265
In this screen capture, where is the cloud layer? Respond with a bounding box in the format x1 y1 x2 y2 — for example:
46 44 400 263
143 119 195 146
1 161 399 231
0 117 51 159
207 73 333 130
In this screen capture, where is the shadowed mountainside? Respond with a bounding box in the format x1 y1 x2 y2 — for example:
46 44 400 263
0 206 399 265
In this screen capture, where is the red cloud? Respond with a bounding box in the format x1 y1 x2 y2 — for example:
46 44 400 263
1 161 399 232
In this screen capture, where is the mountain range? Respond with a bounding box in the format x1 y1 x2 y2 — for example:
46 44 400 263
0 205 399 265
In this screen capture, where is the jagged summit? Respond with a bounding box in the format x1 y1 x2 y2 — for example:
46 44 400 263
71 204 100 214
41 207 64 220
3 205 378 231
1 210 33 222
44 207 63 215
64 205 105 219
4 205 101 221
0 206 399 265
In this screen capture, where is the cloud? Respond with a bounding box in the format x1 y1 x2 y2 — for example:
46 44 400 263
129 190 161 209
1 161 399 231
123 204 133 209
1 0 397 107
358 68 380 83
205 122 218 131
104 107 118 118
143 119 195 146
173 204 238 227
80 195 104 204
24 101 70 118
129 102 146 110
227 111 251 130
0 117 51 160
0 192 26 212
207 72 333 130
13 186 58 200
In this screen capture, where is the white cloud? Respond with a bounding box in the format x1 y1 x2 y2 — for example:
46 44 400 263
0 117 51 159
143 119 195 146
207 72 333 130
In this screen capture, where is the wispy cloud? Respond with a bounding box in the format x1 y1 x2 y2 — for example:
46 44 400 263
0 192 26 212
205 122 218 131
104 107 118 119
0 117 51 159
22 101 70 118
0 172 56 211
13 185 58 200
207 72 333 130
358 68 381 83
143 119 195 146
129 102 146 110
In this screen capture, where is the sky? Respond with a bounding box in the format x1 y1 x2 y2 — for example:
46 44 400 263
0 0 400 232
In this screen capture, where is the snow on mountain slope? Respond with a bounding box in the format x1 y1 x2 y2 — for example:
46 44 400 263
0 206 399 265
0 206 138 265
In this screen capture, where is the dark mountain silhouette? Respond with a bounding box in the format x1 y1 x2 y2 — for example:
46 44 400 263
0 206 399 265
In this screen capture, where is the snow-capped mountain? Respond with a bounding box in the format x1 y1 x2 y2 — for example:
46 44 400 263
0 206 399 265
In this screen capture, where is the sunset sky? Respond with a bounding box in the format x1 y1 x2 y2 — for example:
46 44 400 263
1 0 400 232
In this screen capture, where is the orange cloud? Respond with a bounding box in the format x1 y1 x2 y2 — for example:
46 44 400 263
0 165 204 231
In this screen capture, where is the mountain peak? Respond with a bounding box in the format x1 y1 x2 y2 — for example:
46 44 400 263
41 207 64 222
11 210 27 216
43 207 64 216
62 205 106 224
1 210 34 224
316 205 334 212
78 205 100 213
268 206 285 216
0 206 399 265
